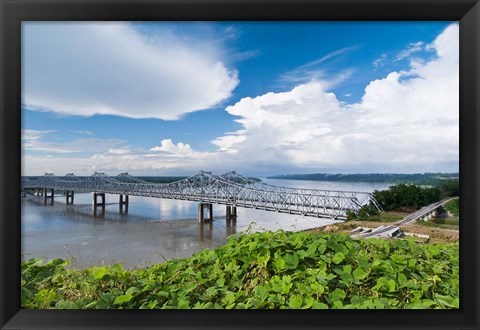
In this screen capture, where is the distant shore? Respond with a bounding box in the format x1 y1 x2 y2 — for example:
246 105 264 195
268 172 459 185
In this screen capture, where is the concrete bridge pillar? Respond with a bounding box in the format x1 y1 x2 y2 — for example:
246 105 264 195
119 195 129 205
43 188 54 205
93 193 105 218
119 195 129 214
66 191 74 204
93 193 105 207
198 203 213 223
226 206 237 221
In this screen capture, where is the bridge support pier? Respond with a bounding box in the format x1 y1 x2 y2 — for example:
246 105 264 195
198 203 213 223
119 195 129 206
93 193 105 207
43 188 54 205
119 195 129 214
226 206 237 221
66 191 74 204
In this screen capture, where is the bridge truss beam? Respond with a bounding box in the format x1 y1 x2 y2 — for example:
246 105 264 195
21 171 381 221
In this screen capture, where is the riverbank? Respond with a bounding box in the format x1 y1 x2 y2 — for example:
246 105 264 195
306 218 459 243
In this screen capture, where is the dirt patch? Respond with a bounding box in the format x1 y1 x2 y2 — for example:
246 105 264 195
306 220 459 244
399 223 459 243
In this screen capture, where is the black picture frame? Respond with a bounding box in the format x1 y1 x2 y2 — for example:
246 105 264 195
1 0 479 329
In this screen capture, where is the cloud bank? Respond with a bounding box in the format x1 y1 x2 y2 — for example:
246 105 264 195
209 24 459 174
22 22 239 120
23 24 459 176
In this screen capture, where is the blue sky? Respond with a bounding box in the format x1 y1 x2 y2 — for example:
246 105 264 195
22 22 459 176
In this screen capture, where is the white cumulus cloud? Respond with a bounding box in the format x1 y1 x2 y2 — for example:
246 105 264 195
22 22 239 120
150 139 196 156
210 24 459 174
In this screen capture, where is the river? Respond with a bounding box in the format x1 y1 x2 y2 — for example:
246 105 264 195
21 179 391 269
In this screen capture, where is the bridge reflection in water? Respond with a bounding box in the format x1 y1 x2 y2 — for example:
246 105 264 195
23 195 236 247
21 171 382 221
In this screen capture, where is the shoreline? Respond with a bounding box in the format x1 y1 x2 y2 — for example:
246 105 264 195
305 219 459 244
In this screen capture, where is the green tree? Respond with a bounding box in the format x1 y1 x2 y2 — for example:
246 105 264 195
372 184 442 212
437 179 459 197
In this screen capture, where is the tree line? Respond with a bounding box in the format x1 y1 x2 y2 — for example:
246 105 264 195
268 173 459 184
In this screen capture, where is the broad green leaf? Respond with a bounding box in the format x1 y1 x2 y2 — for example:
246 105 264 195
330 288 346 302
113 294 133 305
306 244 317 256
126 287 141 297
288 295 303 309
373 299 386 309
387 279 396 292
178 299 190 309
391 254 407 265
224 291 235 305
205 287 218 298
284 254 299 269
353 268 367 281
396 272 407 285
334 243 348 255
332 252 345 265
55 300 79 309
216 276 225 288
274 258 286 270
343 265 352 274
310 282 324 295
312 302 329 309
282 275 292 284
332 300 344 309
317 244 327 255
255 285 269 302
281 281 293 294
302 297 315 309
90 267 109 280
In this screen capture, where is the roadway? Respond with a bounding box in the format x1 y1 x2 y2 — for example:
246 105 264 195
354 197 457 239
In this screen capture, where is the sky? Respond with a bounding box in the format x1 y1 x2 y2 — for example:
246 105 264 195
21 21 459 177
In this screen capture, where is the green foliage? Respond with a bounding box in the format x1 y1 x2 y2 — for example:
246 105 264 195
345 205 380 221
443 198 459 216
365 212 404 223
372 184 442 212
435 179 459 198
22 231 459 309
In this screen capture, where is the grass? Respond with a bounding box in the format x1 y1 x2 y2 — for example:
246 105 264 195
364 212 405 222
417 217 459 230
443 198 459 217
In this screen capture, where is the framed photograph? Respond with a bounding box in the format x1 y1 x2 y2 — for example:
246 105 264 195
1 0 479 329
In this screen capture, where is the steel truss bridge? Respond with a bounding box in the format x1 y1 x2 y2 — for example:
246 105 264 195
21 171 382 221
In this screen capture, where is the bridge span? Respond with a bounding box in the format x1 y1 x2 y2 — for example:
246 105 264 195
21 171 382 221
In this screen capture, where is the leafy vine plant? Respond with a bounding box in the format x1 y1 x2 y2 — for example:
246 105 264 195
22 230 458 309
